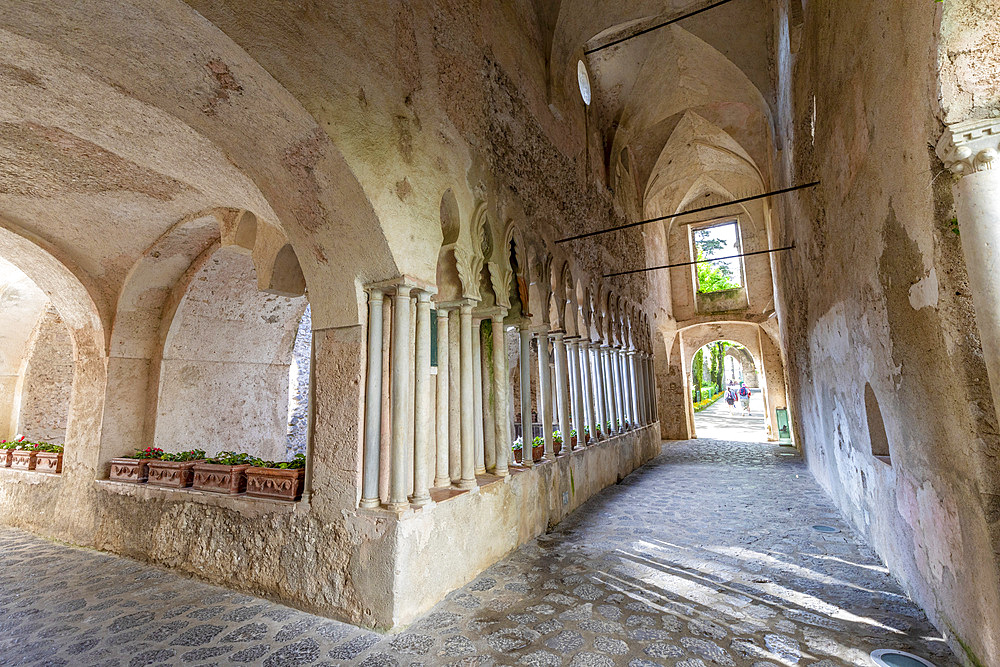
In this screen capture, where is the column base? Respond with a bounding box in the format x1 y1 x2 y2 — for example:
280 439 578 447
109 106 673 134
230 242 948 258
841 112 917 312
432 477 451 488
409 494 432 508
385 501 410 512
474 467 486 475
359 497 381 509
455 478 477 489
494 467 509 477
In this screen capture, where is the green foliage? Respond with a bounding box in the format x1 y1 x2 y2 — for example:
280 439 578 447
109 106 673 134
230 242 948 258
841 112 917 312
693 228 740 294
250 453 306 469
33 443 63 453
206 451 254 466
552 430 563 444
159 449 206 462
124 446 164 460
532 436 544 447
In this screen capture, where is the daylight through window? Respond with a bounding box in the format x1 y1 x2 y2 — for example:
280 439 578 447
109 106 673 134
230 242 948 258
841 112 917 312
693 221 743 293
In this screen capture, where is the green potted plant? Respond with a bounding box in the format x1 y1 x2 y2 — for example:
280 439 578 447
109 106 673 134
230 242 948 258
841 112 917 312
552 430 563 456
109 446 164 483
0 439 19 467
511 436 523 464
147 449 206 488
531 436 544 462
10 438 38 470
569 429 577 449
192 451 253 494
34 443 64 474
583 426 591 444
246 453 306 500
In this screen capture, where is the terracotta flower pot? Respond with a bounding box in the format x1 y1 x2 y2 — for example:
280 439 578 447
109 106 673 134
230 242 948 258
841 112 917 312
585 433 591 444
570 436 577 449
10 449 37 470
0 450 11 467
553 440 562 456
35 452 62 474
532 445 544 462
147 460 201 488
192 463 250 494
246 467 305 500
109 458 156 483
513 449 523 463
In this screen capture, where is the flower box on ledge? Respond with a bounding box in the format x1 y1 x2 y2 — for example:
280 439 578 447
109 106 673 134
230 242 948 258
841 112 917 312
35 452 62 474
109 458 157 483
192 463 250 494
10 449 36 470
246 467 305 500
147 460 202 488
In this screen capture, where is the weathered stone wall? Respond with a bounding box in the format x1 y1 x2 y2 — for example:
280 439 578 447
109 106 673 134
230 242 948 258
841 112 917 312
773 2 1000 664
17 307 73 444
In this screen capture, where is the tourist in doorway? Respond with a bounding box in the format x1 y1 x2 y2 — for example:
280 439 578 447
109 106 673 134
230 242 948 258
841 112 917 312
738 382 751 416
725 382 738 415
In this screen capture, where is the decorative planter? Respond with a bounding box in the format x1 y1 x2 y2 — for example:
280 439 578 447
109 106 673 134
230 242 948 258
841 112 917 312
109 458 156 483
513 449 523 464
246 467 305 501
570 436 578 449
10 449 37 470
0 450 11 467
585 433 591 444
532 445 544 462
553 440 563 456
147 460 201 488
35 452 62 474
192 463 250 494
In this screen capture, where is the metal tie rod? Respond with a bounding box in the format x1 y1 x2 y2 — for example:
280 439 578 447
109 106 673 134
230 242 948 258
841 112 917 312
603 244 795 278
584 0 740 55
556 181 819 244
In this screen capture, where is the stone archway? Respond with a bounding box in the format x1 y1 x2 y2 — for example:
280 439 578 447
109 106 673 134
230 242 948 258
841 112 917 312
725 345 759 388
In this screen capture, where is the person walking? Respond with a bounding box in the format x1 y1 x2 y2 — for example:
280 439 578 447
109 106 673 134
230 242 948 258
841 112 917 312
738 382 751 416
725 381 738 415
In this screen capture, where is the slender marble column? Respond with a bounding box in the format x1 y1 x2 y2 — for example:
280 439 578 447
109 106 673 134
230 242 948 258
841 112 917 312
434 308 450 487
360 288 384 508
624 349 636 428
458 302 477 488
448 309 461 483
551 332 571 453
519 327 534 467
410 291 432 506
567 338 585 446
580 340 597 442
537 333 554 459
601 346 616 435
387 285 412 510
472 317 486 475
645 354 654 423
591 342 606 438
636 353 647 425
481 320 496 472
379 298 392 502
406 297 416 496
492 313 510 476
614 348 627 429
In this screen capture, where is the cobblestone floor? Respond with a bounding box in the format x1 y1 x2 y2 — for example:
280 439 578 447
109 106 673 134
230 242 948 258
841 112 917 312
0 440 956 666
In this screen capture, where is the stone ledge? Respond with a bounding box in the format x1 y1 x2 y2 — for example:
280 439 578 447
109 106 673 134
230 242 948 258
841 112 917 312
0 467 64 485
94 479 310 518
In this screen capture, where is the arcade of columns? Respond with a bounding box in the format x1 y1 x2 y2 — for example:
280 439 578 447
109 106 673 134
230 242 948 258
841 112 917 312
357 282 657 511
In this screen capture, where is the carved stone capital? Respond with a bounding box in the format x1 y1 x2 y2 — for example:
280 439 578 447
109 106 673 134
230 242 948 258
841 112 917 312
937 119 1000 175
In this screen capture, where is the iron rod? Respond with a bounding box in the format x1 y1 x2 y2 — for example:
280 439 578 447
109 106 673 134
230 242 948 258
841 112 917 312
584 0 740 55
603 244 795 278
557 181 819 244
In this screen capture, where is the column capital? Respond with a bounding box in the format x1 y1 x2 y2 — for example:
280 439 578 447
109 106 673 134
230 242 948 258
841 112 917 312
366 286 386 302
436 297 478 309
365 275 437 295
548 330 566 340
937 118 1000 175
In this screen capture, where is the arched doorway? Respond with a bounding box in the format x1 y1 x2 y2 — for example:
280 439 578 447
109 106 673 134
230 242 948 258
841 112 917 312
688 340 767 442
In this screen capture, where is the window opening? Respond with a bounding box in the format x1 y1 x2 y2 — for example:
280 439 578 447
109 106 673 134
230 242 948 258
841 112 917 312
692 221 743 294
864 383 891 464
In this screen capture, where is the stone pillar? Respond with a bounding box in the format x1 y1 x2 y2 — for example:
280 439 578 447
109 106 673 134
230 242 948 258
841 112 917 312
481 319 496 473
458 301 477 488
472 317 486 475
591 342 606 437
448 309 461 483
410 291 432 506
580 340 597 442
627 350 639 428
518 326 534 467
939 120 1000 442
634 351 645 426
551 332 571 453
379 298 392 502
615 348 628 429
360 288 384 508
491 312 510 476
434 307 450 487
387 285 412 510
537 332 554 459
601 346 616 435
567 338 585 446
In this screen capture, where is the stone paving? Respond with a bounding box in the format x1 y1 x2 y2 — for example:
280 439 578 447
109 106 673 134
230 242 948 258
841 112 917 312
0 439 957 666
